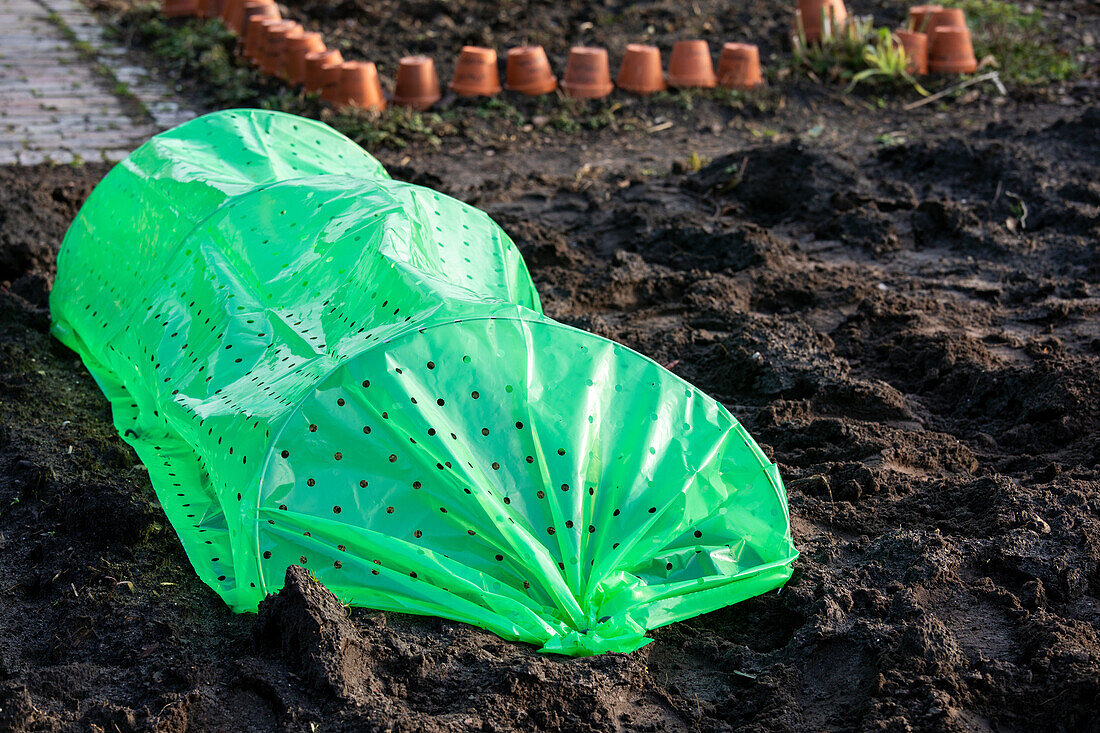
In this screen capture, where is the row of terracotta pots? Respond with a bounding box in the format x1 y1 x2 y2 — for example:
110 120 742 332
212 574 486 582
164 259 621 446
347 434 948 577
163 0 768 110
902 5 978 74
446 41 765 101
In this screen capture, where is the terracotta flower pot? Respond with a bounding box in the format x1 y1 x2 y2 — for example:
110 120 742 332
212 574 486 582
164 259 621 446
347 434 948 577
273 27 305 80
616 44 666 94
284 31 326 86
449 46 502 97
247 16 284 65
717 42 764 90
927 7 966 34
795 0 848 43
928 25 977 73
907 4 943 32
334 61 387 111
667 40 717 88
560 46 614 99
196 0 211 18
392 56 442 110
320 54 348 102
238 2 278 59
237 0 276 42
260 21 300 76
164 0 199 18
894 30 928 74
304 49 343 94
504 46 557 95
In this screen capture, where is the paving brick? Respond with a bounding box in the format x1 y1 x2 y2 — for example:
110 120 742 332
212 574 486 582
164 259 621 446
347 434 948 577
0 0 197 167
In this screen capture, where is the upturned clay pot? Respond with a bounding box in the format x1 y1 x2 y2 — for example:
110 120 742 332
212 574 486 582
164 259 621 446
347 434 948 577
560 46 614 99
335 61 387 111
238 1 279 56
449 46 502 97
717 42 764 90
907 4 943 32
284 31 326 86
246 16 284 64
195 0 212 18
304 49 343 94
504 46 557 95
392 56 442 110
260 21 300 76
320 54 347 102
927 7 966 37
235 0 274 37
795 0 848 43
928 25 977 73
616 44 666 94
273 27 305 80
163 0 200 18
667 40 717 88
894 29 928 74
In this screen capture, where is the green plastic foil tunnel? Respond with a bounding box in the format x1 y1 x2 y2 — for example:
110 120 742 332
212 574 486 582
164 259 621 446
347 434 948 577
50 110 798 655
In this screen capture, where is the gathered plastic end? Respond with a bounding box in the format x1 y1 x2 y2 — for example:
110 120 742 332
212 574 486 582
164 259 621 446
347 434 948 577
538 617 653 656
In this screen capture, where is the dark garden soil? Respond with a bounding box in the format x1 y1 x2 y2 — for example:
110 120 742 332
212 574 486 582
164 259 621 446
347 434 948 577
2 0 1100 730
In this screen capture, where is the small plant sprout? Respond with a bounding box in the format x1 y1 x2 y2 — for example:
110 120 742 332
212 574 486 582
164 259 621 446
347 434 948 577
792 13 875 81
847 29 930 96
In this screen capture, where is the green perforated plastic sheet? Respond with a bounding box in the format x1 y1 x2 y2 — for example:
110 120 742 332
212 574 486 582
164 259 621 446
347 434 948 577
50 109 798 655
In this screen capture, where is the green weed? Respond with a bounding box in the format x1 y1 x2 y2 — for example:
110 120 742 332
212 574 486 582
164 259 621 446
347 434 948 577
942 0 1079 83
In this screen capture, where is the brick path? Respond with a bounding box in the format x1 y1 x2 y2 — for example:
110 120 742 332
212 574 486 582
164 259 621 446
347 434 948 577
0 0 196 164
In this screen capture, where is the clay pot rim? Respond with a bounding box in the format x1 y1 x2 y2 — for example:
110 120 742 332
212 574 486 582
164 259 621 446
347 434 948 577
505 76 558 95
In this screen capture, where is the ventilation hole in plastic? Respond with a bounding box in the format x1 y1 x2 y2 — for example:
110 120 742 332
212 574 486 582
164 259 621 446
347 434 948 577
414 530 422 538
306 478 315 487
